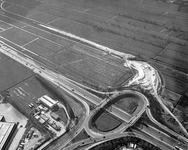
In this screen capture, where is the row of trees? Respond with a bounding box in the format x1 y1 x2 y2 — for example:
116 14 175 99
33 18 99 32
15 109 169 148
94 24 166 49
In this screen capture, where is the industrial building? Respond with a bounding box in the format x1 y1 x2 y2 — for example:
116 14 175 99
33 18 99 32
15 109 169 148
0 121 17 150
0 115 4 121
50 112 60 121
38 95 58 111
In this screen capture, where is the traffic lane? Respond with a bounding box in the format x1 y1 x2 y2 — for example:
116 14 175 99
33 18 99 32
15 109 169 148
147 125 188 149
141 125 187 150
0 40 89 150
146 108 188 146
2 0 183 143
0 5 75 43
0 27 134 123
0 8 157 134
131 129 176 150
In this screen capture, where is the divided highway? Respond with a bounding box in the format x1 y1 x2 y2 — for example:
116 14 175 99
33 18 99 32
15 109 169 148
0 1 188 149
0 40 147 149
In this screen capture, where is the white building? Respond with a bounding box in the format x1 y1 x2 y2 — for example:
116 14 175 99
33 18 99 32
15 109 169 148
38 95 58 110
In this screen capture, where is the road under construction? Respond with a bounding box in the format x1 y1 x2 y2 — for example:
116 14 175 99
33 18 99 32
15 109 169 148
0 0 188 149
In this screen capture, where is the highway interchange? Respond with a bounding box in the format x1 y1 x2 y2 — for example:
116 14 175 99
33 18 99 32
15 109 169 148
0 0 188 150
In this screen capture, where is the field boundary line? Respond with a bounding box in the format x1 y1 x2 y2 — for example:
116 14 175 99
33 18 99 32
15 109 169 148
46 18 61 25
0 36 39 56
20 24 29 29
0 36 57 66
0 68 35 92
59 58 89 67
0 26 4 31
83 9 90 12
139 0 143 4
22 37 39 47
1 36 58 65
34 0 107 20
0 7 129 70
71 45 125 70
0 13 27 27
0 14 74 47
154 43 171 59
160 28 166 33
21 26 70 47
5 26 13 30
3 3 13 10
163 30 172 39
2 20 69 48
105 15 118 22
40 0 66 7
26 11 39 18
0 3 54 25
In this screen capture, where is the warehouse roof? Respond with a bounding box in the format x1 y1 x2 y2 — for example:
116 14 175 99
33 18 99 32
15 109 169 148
0 122 16 150
0 116 4 121
39 95 58 108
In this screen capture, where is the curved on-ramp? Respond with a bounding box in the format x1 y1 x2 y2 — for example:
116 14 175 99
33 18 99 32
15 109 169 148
0 0 188 148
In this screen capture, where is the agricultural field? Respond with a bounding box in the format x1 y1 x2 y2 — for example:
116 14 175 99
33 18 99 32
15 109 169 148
115 94 144 115
8 76 65 118
0 25 132 90
92 110 123 132
0 53 33 92
1 0 188 148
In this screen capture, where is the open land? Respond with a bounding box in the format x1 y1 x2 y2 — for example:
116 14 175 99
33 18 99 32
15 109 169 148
93 110 123 132
0 0 186 95
0 0 188 149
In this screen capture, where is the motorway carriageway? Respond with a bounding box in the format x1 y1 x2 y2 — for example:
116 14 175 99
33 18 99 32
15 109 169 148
65 131 174 150
0 38 134 123
0 38 146 150
139 124 188 150
1 1 188 149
